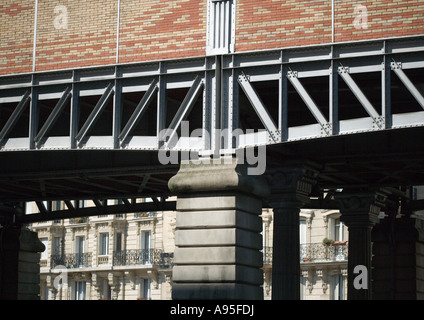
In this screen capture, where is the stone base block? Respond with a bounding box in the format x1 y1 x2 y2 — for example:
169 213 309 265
173 265 263 285
172 283 263 300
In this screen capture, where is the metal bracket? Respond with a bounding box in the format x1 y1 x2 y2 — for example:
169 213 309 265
268 130 281 143
287 70 298 79
372 116 385 130
337 66 350 74
390 61 402 70
320 123 333 136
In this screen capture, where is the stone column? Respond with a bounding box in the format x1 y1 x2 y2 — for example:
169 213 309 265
266 164 319 300
336 190 387 300
168 157 269 300
0 225 45 300
372 193 419 300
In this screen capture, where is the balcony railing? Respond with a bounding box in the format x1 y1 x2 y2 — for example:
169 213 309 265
300 243 348 263
48 249 173 270
113 249 162 266
51 253 92 269
263 243 348 266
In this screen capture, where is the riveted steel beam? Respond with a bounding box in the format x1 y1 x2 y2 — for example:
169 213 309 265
119 78 158 146
75 82 114 145
391 60 424 109
0 91 31 143
162 75 204 149
34 86 72 147
237 72 280 142
286 69 332 136
338 64 384 129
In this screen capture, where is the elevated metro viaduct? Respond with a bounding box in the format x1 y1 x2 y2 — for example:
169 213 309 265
0 35 423 300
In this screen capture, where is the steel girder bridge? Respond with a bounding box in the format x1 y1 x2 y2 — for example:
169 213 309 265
0 36 423 224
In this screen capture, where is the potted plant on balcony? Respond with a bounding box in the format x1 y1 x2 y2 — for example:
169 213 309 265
322 238 334 246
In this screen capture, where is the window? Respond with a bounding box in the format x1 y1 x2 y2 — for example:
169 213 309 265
40 238 48 260
52 237 61 256
75 236 85 267
141 230 151 264
99 232 109 255
139 278 150 300
206 0 235 55
332 274 345 300
102 279 112 300
334 218 345 242
75 281 86 300
115 232 122 253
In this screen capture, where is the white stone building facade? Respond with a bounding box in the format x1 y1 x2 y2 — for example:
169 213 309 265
29 201 348 300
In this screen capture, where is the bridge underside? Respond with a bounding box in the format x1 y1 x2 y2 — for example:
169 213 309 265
0 125 422 224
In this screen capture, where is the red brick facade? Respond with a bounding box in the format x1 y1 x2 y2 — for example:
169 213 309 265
1 0 423 75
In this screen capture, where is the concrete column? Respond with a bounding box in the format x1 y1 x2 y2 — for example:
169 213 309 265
336 190 387 300
0 225 45 300
266 164 319 300
168 157 269 300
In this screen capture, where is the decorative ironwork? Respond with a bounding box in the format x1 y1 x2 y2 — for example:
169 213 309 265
159 252 174 269
49 249 174 269
113 249 162 266
51 253 92 269
300 243 348 263
262 243 348 266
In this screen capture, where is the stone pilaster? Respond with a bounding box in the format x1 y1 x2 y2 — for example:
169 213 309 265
336 190 387 300
168 157 269 300
266 164 319 300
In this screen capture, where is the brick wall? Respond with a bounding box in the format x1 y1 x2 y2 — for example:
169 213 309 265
0 0 423 75
35 0 118 72
0 1 35 74
236 0 333 51
118 0 206 64
334 0 424 42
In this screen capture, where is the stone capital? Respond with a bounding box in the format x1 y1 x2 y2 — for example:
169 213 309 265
266 163 319 208
168 157 270 198
335 189 389 227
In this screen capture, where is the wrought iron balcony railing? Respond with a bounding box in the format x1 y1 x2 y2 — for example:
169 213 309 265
263 243 348 266
300 243 348 263
51 253 92 269
49 249 174 270
113 249 162 266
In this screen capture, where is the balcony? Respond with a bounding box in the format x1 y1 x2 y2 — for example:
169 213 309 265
113 249 173 269
48 249 173 270
300 242 348 263
51 253 92 269
262 243 348 266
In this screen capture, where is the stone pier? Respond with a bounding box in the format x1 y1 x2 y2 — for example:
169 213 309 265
168 157 269 300
0 225 45 300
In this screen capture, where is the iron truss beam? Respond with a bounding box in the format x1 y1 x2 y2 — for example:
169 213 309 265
0 36 423 153
18 199 176 224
